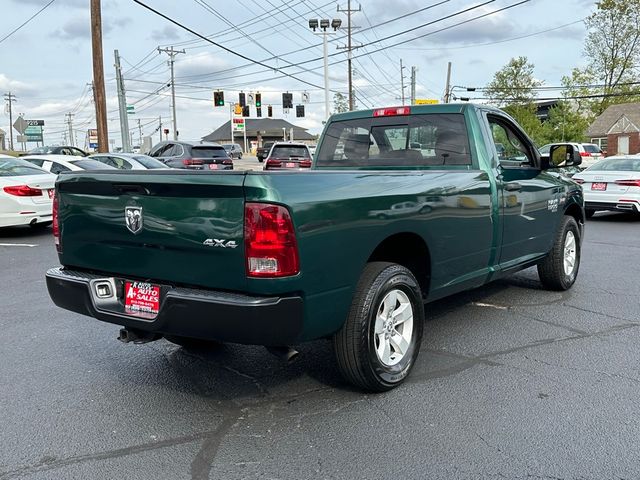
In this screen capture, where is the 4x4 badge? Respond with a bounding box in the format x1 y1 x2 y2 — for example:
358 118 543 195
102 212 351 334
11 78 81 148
125 206 143 234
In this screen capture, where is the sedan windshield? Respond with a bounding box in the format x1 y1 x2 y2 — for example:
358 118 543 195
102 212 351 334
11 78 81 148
0 158 48 176
588 157 640 171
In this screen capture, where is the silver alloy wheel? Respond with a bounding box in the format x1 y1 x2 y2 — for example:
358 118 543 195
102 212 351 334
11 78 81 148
563 231 577 276
374 289 414 366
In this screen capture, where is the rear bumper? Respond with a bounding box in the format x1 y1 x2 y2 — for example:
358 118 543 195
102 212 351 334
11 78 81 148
46 267 304 346
585 200 640 213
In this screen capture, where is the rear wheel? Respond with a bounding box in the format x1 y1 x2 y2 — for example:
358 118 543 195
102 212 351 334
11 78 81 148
164 335 221 351
537 216 581 291
334 262 424 392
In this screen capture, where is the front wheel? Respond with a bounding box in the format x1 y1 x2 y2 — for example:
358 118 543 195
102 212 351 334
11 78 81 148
537 216 581 290
333 262 424 392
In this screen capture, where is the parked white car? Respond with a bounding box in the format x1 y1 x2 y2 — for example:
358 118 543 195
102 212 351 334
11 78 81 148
21 154 115 174
573 155 640 217
0 156 56 228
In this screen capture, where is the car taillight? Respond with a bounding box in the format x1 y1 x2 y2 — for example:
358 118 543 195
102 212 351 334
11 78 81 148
373 106 411 117
52 190 61 253
182 158 203 166
245 203 299 278
266 158 282 168
3 185 43 196
299 159 312 168
222 158 233 165
573 178 584 184
580 151 590 157
615 179 640 187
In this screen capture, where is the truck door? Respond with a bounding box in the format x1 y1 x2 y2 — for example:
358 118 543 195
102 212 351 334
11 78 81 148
486 114 560 269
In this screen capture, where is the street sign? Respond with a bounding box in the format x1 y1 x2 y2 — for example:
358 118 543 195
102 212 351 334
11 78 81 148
232 118 245 132
24 125 43 142
16 135 27 143
126 105 135 115
415 99 439 105
13 116 28 135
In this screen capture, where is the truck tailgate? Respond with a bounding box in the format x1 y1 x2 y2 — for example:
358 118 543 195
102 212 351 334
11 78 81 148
56 171 247 291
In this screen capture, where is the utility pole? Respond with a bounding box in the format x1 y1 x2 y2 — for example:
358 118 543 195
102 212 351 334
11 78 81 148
159 116 162 143
400 59 406 105
410 66 416 105
158 46 186 141
114 49 131 152
65 113 75 147
91 0 109 152
444 61 452 103
3 92 16 151
337 0 361 111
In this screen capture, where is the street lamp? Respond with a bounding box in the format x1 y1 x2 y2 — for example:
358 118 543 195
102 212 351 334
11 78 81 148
308 17 342 120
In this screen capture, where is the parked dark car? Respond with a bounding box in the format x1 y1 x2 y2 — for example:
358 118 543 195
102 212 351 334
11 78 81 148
264 142 312 170
147 141 233 170
23 146 88 157
256 141 275 163
221 143 243 159
89 153 169 170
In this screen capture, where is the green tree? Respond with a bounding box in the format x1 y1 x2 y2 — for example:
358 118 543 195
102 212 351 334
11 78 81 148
540 101 590 144
333 93 348 114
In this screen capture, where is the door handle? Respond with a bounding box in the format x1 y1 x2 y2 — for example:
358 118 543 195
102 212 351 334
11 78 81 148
504 182 522 192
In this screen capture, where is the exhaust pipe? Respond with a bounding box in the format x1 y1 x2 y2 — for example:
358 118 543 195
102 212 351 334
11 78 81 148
616 203 635 211
118 328 161 344
265 346 299 362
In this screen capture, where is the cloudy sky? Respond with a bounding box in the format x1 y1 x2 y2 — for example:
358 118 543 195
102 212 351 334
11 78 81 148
2 0 595 149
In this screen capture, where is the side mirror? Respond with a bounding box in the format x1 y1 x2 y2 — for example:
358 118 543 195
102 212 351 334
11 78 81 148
543 144 582 169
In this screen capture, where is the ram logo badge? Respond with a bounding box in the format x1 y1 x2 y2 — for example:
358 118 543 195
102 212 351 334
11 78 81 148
125 206 143 234
203 239 238 249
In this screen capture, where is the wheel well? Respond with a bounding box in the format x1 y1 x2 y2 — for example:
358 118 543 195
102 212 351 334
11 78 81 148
367 233 431 299
565 202 584 226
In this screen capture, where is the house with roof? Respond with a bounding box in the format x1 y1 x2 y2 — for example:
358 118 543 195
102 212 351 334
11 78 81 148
202 118 317 153
586 102 640 156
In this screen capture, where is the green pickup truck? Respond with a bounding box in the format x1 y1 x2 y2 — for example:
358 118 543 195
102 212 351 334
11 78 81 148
46 104 585 391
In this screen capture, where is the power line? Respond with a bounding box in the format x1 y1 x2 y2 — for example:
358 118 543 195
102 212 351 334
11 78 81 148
0 0 56 45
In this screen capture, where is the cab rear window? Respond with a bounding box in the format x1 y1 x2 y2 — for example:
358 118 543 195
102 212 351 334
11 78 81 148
316 113 471 168
191 147 228 158
270 146 310 159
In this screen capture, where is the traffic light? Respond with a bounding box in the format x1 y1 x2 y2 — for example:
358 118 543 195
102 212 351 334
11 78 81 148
268 105 273 117
242 105 250 117
255 93 262 107
296 105 305 117
239 92 246 107
234 104 242 115
256 107 262 117
282 92 293 109
213 91 224 106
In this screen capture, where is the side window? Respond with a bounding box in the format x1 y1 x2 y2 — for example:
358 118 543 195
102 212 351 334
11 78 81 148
488 117 534 167
95 156 115 167
50 162 71 174
24 158 44 167
71 148 86 156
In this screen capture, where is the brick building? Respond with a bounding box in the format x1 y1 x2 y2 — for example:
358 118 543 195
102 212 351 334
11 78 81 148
586 103 640 156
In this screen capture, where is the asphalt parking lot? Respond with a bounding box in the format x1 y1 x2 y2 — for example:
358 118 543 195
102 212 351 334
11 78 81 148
1 212 639 480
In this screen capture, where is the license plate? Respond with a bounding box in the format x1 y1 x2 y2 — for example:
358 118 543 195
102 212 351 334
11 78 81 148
591 182 607 191
285 162 295 168
47 189 54 199
208 164 219 170
124 281 161 316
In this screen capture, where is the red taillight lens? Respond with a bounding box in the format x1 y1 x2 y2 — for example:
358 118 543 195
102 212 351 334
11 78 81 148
245 203 299 277
299 159 312 168
573 178 585 184
52 189 61 252
373 106 411 117
182 158 203 166
580 151 590 157
266 159 282 168
222 158 233 165
615 179 640 187
3 185 43 196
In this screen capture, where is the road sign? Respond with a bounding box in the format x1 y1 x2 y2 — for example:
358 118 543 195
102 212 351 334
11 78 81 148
126 105 135 115
232 118 245 132
13 116 28 135
24 125 43 142
16 135 27 143
415 99 439 105
27 120 44 126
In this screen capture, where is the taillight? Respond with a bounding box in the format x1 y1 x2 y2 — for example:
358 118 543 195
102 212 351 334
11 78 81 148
245 203 299 278
299 159 312 168
573 178 584 184
615 179 640 187
266 158 282 168
373 106 411 117
222 158 233 165
3 185 43 196
52 190 61 253
182 158 203 166
580 151 590 157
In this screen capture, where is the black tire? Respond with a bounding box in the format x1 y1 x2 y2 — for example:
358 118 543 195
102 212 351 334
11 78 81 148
30 221 52 229
164 335 221 351
537 216 581 291
585 209 595 219
333 262 424 392
258 157 264 163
